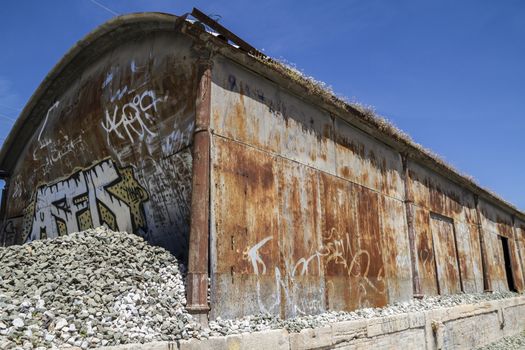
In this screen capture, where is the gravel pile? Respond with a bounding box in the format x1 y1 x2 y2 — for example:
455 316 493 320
0 227 201 349
478 331 525 350
0 227 522 349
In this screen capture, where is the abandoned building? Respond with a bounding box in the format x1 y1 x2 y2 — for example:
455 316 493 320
0 12 524 323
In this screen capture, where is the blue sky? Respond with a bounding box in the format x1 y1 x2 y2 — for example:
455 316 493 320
0 1 524 210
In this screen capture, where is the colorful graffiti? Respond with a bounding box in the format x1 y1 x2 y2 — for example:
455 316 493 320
23 159 149 242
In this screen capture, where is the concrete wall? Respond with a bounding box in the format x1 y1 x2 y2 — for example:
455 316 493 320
97 295 525 350
0 31 198 261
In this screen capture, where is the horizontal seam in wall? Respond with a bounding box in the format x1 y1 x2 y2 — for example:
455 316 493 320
439 309 497 323
409 202 478 229
211 132 406 204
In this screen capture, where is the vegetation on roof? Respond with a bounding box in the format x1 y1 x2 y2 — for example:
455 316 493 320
250 53 520 210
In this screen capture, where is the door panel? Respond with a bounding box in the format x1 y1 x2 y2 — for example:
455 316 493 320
430 213 461 294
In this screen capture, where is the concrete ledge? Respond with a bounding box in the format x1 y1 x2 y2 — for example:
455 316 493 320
97 296 525 350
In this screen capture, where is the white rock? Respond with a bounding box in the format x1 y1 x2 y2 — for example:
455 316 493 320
55 318 68 330
12 318 24 328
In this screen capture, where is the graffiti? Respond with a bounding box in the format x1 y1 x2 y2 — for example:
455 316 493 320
245 228 386 315
161 120 195 157
34 135 85 166
35 101 60 151
11 175 23 199
32 102 89 175
101 89 167 145
102 72 113 89
24 158 149 242
1 219 18 246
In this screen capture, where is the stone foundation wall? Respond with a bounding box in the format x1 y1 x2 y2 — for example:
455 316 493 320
95 295 525 349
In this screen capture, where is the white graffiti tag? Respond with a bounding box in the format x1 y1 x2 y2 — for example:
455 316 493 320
101 90 167 144
246 229 386 316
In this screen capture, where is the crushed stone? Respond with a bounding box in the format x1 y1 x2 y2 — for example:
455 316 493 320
0 227 522 349
478 330 525 350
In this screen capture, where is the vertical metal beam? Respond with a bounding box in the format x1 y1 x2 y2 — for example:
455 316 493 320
0 182 9 247
451 223 464 292
474 195 492 292
511 215 525 291
186 64 212 326
429 224 441 295
402 154 422 297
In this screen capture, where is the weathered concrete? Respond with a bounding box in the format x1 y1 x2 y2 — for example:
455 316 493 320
94 296 525 349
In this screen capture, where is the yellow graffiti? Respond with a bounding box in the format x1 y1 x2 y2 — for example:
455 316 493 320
77 209 94 231
97 200 117 231
105 166 149 230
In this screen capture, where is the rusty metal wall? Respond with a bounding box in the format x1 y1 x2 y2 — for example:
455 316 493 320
0 32 198 261
515 219 525 285
407 161 483 295
209 57 412 319
208 54 525 320
478 199 525 292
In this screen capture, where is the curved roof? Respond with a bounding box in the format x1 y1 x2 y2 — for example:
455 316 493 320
2 12 524 220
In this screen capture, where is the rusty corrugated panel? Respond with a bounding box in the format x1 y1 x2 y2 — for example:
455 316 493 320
210 137 281 319
356 187 388 308
319 173 389 310
478 199 523 292
210 56 337 176
379 195 412 302
278 160 325 318
210 135 395 318
482 229 507 291
454 220 484 292
413 206 438 295
320 172 361 312
209 52 429 318
334 118 405 200
429 213 461 294
407 160 486 295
